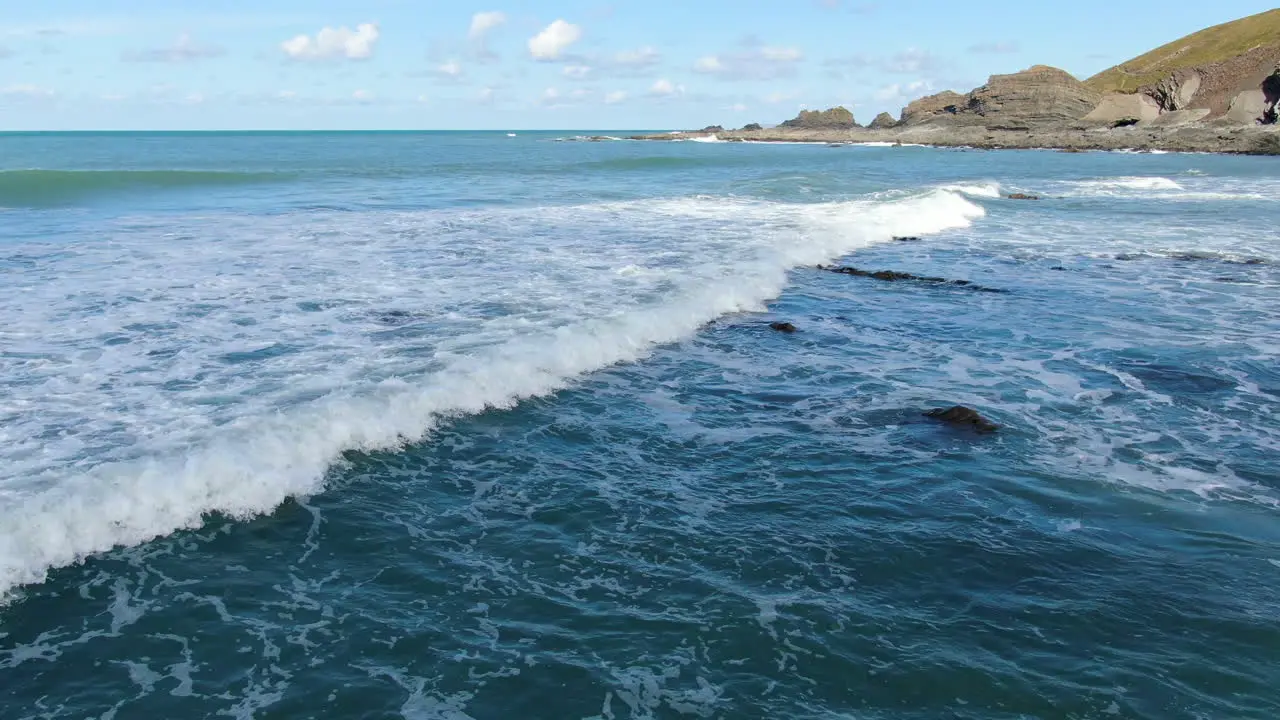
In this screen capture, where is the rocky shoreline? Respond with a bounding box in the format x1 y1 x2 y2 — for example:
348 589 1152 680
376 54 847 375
629 124 1280 155
629 14 1280 157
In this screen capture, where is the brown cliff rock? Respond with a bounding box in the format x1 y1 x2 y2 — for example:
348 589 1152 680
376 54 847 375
899 91 968 125
967 66 1101 126
897 67 1099 128
780 106 857 129
868 112 899 129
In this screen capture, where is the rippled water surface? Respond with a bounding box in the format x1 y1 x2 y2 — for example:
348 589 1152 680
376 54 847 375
1 132 1279 719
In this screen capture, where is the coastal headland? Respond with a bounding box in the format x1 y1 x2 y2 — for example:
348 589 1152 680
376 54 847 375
633 9 1280 155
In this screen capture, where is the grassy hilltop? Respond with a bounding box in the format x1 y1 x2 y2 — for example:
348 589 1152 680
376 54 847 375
1086 8 1280 93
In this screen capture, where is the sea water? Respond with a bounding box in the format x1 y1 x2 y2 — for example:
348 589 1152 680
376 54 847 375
1 131 1278 719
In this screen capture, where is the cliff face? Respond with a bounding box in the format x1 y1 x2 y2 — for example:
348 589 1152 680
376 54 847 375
898 67 1099 128
779 106 857 129
899 91 968 126
1085 9 1280 124
1086 9 1280 94
868 112 899 129
968 65 1101 126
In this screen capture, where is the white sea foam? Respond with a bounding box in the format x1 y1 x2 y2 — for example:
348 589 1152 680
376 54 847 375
939 182 1003 198
1055 175 1278 201
0 189 986 599
1076 176 1184 192
688 135 722 143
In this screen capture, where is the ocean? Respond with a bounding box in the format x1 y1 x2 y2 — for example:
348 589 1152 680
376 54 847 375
1 131 1278 719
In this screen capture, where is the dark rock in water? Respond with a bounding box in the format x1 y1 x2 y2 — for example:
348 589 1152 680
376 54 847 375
373 309 416 325
925 406 1000 433
892 235 922 242
1007 193 1040 200
818 265 1007 293
1050 265 1067 271
741 123 763 131
769 322 798 333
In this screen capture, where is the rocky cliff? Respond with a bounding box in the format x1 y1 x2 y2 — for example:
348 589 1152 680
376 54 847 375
898 66 1099 128
899 91 968 126
779 106 857 129
868 112 898 130
1085 9 1280 125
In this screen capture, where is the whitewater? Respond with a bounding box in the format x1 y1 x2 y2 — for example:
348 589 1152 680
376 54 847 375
2 131 1278 720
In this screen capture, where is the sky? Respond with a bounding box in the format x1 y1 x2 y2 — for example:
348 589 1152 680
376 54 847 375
1 1 1276 130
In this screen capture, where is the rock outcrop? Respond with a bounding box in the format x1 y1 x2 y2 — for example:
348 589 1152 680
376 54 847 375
899 91 968 125
741 123 763 131
898 67 1099 128
925 406 1000 434
1083 93 1162 125
1082 10 1280 125
779 106 857 130
868 112 899 129
967 66 1102 127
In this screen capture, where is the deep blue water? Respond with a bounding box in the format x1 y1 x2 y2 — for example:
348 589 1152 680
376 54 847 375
1 131 1279 719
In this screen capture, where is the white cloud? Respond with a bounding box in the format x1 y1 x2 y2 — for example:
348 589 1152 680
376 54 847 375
614 46 660 68
728 102 748 112
436 59 463 78
100 92 127 102
765 91 797 104
281 23 379 61
692 44 803 81
562 64 591 79
649 78 684 97
476 86 496 104
694 56 722 73
874 80 933 103
604 90 627 104
417 94 430 103
760 47 802 62
185 92 205 104
2 83 54 98
469 11 507 40
882 47 938 74
123 33 224 62
528 19 581 60
540 87 562 105
352 89 373 102
277 90 298 100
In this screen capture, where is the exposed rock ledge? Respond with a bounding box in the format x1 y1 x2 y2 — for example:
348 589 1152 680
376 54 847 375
635 60 1280 154
631 124 1280 155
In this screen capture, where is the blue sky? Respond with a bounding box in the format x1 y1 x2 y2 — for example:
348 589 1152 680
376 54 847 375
1 1 1275 130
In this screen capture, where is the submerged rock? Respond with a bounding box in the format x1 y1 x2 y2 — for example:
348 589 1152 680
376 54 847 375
1007 193 1040 200
819 265 1007 293
892 235 922 242
769 321 798 333
925 406 1000 433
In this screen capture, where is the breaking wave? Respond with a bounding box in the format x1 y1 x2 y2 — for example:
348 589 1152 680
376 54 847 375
0 187 987 599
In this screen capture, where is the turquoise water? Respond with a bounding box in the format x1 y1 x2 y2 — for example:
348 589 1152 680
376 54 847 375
1 132 1279 719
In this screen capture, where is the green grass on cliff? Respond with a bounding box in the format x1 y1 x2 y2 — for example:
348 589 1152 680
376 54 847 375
1086 8 1280 93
